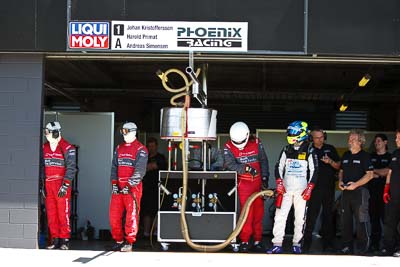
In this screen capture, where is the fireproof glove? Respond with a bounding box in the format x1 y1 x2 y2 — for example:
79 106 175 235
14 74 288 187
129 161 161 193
383 183 391 204
128 174 141 187
262 177 269 189
58 182 69 198
276 178 286 194
120 185 130 195
301 183 315 201
245 165 258 177
112 184 119 195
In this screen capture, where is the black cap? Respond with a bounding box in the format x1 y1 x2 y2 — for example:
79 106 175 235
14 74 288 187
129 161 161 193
374 133 388 141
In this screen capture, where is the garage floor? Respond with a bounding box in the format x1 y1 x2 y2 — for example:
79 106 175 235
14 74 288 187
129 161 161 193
68 234 369 255
1 239 398 267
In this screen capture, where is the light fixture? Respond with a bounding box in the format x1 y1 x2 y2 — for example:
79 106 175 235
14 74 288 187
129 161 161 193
338 94 348 112
156 69 168 82
339 104 348 112
358 74 371 87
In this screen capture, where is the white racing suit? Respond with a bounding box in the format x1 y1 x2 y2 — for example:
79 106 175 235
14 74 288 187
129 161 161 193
271 141 318 246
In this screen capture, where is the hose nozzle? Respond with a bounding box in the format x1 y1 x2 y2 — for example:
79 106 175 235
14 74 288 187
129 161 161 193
159 183 171 195
227 186 237 197
185 67 200 85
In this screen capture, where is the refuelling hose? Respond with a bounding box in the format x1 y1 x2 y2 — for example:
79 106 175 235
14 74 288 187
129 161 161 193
161 68 201 106
161 68 274 252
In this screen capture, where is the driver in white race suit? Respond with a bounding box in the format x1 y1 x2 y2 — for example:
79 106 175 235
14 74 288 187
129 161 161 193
267 121 318 254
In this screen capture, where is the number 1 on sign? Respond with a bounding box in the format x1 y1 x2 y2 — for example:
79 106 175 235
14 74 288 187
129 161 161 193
114 24 124 36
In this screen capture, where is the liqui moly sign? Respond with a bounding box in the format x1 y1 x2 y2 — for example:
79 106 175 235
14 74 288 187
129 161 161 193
69 22 109 49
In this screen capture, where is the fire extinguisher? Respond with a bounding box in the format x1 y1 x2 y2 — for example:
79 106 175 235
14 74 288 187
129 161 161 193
275 193 283 209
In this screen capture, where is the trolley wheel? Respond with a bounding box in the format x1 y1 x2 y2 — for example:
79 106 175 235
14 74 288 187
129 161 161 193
232 243 240 252
160 243 170 251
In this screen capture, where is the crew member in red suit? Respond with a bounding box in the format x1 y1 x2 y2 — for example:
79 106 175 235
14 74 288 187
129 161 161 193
224 121 270 252
109 122 148 252
41 121 77 250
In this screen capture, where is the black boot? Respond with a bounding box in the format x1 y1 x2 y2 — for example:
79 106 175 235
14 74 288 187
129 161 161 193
251 241 264 252
47 238 60 249
59 238 70 250
239 242 249 253
120 242 133 252
110 241 124 251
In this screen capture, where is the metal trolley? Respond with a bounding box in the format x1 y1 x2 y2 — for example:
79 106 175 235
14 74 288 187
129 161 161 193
157 170 238 251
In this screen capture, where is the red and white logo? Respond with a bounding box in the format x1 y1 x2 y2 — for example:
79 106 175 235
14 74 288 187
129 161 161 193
69 22 109 49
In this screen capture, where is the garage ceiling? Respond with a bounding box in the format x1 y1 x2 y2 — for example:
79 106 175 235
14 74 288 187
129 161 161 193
44 54 400 132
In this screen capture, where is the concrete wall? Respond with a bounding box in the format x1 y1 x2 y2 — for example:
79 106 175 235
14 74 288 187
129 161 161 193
0 54 43 248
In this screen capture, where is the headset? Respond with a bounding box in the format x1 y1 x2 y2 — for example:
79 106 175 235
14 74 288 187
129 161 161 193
309 126 327 142
50 122 60 139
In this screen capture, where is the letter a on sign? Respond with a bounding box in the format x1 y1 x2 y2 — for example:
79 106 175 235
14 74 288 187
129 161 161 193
115 38 121 48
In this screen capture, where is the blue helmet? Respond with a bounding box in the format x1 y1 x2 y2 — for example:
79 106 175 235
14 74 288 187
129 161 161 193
286 121 309 144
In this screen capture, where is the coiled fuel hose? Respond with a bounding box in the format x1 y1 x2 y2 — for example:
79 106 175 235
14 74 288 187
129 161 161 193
161 68 274 252
160 68 201 106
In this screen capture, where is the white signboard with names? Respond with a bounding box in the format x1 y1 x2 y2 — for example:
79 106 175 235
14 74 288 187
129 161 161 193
111 21 248 52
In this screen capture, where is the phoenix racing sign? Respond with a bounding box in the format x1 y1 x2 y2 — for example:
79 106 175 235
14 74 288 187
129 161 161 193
111 21 247 52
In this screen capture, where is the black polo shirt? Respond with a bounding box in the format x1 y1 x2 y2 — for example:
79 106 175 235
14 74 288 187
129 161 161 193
389 149 400 200
341 150 373 185
369 151 391 188
313 143 340 187
371 152 391 170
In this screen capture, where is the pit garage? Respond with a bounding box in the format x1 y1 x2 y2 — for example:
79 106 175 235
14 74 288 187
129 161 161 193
1 0 400 250
40 54 400 249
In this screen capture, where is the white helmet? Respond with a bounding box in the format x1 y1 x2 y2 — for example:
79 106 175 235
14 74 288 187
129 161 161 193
229 121 250 150
44 121 61 139
121 122 137 143
44 121 61 144
45 121 61 131
121 122 137 133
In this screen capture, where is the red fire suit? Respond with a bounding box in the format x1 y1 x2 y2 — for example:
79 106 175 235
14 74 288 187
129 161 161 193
109 140 148 244
224 137 269 243
42 138 77 239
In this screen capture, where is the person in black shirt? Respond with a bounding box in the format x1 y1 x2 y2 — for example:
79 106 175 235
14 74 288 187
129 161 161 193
338 129 374 255
303 128 340 253
381 129 400 257
140 137 167 239
368 134 391 252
